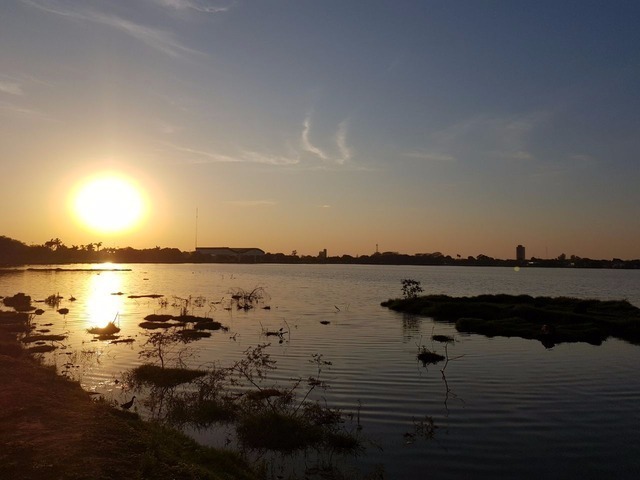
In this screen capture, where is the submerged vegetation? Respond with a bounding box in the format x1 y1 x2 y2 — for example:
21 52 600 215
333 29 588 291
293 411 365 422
383 291 640 346
128 339 363 456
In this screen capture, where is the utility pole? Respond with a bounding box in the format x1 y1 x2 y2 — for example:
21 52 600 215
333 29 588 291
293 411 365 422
195 207 199 250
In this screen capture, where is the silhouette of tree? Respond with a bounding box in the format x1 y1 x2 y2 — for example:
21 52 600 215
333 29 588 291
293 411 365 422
44 238 64 251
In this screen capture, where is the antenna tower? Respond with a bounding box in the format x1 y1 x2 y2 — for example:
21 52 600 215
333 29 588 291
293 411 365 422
195 207 199 250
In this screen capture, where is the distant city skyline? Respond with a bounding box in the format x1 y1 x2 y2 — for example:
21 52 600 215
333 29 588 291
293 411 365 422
2 1 639 260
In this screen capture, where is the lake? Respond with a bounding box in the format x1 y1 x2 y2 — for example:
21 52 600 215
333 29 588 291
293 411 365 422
2 264 640 478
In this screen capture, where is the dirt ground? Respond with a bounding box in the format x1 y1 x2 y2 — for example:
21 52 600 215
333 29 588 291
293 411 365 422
0 331 256 480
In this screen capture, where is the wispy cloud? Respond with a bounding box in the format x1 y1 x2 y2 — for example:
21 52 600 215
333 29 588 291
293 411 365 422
223 199 276 207
21 0 201 58
160 142 242 163
335 120 352 164
301 114 354 165
160 142 299 165
418 112 547 165
240 150 300 166
0 79 23 96
0 101 55 121
302 116 329 160
496 150 534 161
404 151 456 163
569 153 596 166
152 0 233 14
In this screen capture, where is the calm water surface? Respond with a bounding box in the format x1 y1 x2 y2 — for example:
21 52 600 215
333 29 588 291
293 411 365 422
2 264 640 478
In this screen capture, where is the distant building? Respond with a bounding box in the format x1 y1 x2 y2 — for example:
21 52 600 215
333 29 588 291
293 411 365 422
318 248 327 259
196 247 265 261
516 244 526 261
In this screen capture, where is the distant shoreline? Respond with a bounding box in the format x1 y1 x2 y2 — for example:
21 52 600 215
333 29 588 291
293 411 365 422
1 235 639 269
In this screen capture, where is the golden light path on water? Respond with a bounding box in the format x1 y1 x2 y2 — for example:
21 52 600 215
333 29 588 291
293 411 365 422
84 271 126 330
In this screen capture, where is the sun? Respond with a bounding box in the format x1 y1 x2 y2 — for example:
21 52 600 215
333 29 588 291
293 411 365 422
71 174 147 234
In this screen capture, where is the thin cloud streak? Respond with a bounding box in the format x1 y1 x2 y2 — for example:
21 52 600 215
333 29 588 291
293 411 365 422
404 151 456 163
153 0 233 14
21 0 201 58
240 150 300 166
336 120 352 164
161 143 299 165
301 115 354 165
160 142 243 163
301 116 329 160
0 80 23 96
223 199 276 207
0 102 54 121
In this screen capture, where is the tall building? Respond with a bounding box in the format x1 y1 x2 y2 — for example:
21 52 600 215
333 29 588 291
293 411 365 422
516 244 525 261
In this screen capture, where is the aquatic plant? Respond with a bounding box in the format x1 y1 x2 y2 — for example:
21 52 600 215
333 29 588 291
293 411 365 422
87 321 121 336
44 293 63 308
228 287 270 311
3 293 35 312
417 345 445 365
130 364 206 389
401 279 423 299
139 344 362 456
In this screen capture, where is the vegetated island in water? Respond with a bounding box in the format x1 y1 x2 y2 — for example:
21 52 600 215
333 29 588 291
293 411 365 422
381 294 640 346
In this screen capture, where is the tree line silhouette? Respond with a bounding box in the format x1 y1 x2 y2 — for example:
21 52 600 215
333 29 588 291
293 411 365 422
1 235 638 268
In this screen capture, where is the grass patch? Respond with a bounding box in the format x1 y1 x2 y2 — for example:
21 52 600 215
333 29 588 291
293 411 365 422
131 364 206 388
236 411 323 452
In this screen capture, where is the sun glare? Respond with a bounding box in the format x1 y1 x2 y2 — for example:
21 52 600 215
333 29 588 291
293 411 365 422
72 174 147 234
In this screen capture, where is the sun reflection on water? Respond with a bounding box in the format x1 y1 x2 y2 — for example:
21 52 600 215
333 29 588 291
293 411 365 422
84 272 127 329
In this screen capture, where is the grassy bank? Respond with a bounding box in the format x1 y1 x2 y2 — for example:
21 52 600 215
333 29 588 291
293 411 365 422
0 315 257 480
381 294 640 346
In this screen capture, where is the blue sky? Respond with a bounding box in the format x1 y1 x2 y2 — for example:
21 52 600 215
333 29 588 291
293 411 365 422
1 0 639 259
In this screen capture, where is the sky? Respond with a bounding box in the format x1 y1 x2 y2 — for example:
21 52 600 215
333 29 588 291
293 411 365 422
1 0 639 259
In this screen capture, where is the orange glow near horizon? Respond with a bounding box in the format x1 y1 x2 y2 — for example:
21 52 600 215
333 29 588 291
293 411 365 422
69 173 148 235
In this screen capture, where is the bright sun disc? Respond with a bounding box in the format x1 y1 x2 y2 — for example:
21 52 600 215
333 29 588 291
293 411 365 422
73 175 146 233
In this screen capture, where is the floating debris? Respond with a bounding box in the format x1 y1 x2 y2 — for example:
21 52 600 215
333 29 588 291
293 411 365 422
129 294 163 299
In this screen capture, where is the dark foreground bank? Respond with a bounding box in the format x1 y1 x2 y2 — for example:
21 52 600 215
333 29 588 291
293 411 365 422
0 321 257 480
